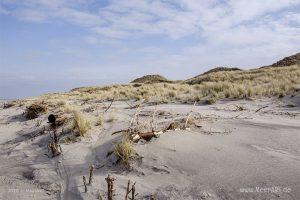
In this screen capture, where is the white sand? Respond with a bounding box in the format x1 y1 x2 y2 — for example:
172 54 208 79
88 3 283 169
0 95 299 200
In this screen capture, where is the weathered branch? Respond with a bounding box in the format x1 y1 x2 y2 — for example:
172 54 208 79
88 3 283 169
104 98 115 113
105 174 115 200
83 176 87 193
125 180 130 200
255 106 268 113
88 165 94 185
184 101 197 129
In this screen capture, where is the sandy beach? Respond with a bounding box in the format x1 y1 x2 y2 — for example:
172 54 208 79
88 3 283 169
1 1 300 199
0 92 299 200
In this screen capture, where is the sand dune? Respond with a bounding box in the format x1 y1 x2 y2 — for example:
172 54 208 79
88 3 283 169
0 92 299 199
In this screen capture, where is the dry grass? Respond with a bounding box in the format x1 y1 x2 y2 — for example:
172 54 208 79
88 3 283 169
72 110 91 136
57 100 67 106
106 114 118 123
36 65 299 105
95 115 104 126
131 74 171 84
25 102 47 120
114 138 135 167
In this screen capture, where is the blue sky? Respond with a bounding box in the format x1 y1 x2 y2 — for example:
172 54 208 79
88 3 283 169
0 0 300 99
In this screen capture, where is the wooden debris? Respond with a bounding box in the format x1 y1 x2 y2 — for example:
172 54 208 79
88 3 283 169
184 101 197 129
125 180 130 200
125 180 138 200
104 98 115 113
105 174 115 200
88 165 94 185
255 105 268 113
48 142 62 157
83 176 87 193
138 132 156 141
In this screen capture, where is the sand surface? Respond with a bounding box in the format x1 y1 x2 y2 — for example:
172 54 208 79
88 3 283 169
0 96 299 200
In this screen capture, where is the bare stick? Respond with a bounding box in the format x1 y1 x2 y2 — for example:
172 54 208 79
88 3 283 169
184 101 197 129
131 184 135 200
53 131 58 144
104 98 115 113
129 106 142 133
58 144 62 153
83 176 87 193
88 165 94 185
138 132 156 141
111 129 129 135
150 106 157 132
255 105 268 113
130 182 137 200
125 180 130 200
105 174 115 200
125 100 134 108
49 143 55 155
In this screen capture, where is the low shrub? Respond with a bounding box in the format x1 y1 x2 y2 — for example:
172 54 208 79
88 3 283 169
25 103 47 120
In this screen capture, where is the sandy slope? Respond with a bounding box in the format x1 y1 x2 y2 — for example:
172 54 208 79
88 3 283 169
0 96 299 200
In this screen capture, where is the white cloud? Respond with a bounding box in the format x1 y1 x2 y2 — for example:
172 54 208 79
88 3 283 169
1 0 299 72
1 0 299 40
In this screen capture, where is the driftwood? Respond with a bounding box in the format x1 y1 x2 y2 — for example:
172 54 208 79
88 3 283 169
138 132 157 141
125 180 131 200
129 106 142 129
126 99 145 109
111 129 129 135
105 174 115 200
124 180 137 200
48 142 62 157
184 101 197 129
130 183 137 200
53 132 58 144
47 123 62 157
150 106 158 132
83 176 87 192
125 100 144 109
104 98 115 113
255 106 268 113
132 131 163 142
88 165 94 185
112 101 200 143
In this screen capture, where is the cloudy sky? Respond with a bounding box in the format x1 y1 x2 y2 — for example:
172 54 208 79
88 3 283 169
0 0 300 99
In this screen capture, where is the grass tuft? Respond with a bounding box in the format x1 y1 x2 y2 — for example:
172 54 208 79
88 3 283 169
114 138 135 167
95 115 104 126
25 102 47 120
72 110 91 136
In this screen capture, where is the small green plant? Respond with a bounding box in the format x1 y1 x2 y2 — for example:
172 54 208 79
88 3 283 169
72 110 91 136
114 139 135 167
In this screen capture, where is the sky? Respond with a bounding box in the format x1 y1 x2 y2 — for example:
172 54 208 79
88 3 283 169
0 0 300 99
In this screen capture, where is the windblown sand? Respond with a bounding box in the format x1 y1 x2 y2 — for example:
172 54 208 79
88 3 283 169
0 94 299 199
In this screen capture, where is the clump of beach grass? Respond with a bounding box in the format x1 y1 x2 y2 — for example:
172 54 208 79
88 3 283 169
57 99 67 107
95 115 104 126
114 138 135 167
25 102 47 120
72 110 91 136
